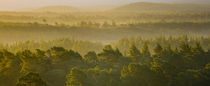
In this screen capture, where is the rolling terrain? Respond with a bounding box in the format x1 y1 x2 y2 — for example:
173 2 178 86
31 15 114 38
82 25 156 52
0 2 209 43
25 6 80 12
110 2 210 12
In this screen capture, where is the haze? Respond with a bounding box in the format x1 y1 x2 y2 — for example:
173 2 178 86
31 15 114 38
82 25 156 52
0 0 209 11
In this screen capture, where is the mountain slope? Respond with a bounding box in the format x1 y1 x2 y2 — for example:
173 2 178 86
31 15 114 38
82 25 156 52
110 2 210 12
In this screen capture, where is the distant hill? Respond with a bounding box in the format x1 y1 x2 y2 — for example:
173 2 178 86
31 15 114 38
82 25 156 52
110 2 210 12
29 6 80 12
80 5 116 11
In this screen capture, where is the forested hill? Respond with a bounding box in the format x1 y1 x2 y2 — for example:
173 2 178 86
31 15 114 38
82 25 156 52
110 2 210 12
0 21 209 43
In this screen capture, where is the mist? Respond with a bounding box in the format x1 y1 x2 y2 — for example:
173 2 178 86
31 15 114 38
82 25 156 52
0 0 210 86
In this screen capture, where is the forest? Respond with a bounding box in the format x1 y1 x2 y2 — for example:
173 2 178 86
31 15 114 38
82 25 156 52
0 1 210 86
0 36 210 86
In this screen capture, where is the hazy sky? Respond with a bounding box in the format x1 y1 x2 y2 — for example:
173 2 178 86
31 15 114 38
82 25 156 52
0 0 209 11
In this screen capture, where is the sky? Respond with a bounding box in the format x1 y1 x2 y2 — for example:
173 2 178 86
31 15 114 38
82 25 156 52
0 0 209 11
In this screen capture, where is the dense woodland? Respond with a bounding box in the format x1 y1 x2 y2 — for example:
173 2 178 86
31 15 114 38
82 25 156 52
0 21 209 43
0 2 210 86
0 36 208 55
0 36 210 86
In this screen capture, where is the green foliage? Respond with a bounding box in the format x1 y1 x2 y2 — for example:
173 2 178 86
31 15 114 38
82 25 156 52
66 68 88 86
154 43 163 57
84 51 98 67
121 63 166 86
0 50 21 86
204 63 210 77
142 43 151 57
151 58 178 82
128 44 141 62
128 45 141 57
98 45 122 64
112 36 210 56
84 51 98 63
0 36 209 86
16 72 47 86
86 68 118 86
174 70 210 86
5 38 103 55
66 67 119 86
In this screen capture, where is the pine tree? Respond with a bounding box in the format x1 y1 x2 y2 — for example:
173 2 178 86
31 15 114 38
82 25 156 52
128 44 141 57
180 42 192 56
162 44 174 58
192 42 204 55
115 48 123 57
98 45 119 64
128 44 141 62
142 43 151 57
154 43 163 57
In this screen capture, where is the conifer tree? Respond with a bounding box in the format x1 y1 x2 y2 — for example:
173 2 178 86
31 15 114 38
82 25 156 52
154 43 163 57
128 45 141 57
142 43 151 57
